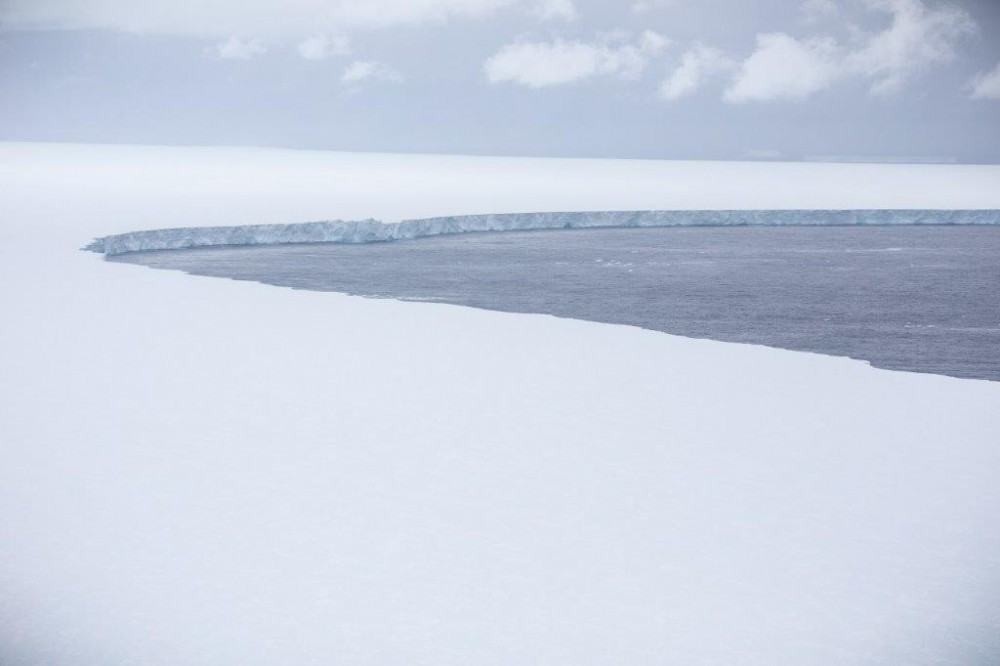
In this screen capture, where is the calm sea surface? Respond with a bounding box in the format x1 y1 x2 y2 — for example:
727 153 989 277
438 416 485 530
113 226 1000 382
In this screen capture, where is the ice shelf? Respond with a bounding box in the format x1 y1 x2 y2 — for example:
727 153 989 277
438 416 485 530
84 209 1000 256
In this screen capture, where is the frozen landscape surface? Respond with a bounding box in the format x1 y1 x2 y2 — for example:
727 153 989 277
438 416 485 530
2 142 1000 665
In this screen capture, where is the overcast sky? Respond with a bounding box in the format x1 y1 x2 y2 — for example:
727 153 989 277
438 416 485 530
2 0 999 162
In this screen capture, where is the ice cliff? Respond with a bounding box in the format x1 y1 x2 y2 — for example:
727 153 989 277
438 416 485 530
85 209 1000 256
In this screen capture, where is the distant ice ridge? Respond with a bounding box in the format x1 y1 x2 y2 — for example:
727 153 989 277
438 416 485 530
85 209 1000 256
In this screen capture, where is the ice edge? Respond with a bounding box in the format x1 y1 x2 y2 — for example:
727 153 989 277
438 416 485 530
84 209 1000 256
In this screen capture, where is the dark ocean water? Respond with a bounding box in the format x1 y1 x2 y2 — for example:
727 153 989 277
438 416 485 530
112 226 1000 381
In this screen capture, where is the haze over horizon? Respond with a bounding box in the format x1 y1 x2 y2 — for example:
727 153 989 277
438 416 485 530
2 0 999 163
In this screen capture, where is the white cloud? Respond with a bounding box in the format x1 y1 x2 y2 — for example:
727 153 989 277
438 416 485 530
215 36 267 60
801 0 838 23
630 0 672 14
847 0 975 95
970 62 1000 100
724 33 840 103
485 41 629 87
660 44 734 100
531 0 577 21
341 60 402 84
484 31 668 88
723 0 975 103
639 29 670 55
297 34 351 60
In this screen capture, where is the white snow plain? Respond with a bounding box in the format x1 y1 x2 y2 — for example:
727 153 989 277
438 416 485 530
2 142 1000 665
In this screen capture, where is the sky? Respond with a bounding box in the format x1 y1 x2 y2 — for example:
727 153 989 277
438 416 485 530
1 0 999 162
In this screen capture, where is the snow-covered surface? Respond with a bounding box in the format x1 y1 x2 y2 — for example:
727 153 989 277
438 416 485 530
2 142 1000 665
87 209 1000 255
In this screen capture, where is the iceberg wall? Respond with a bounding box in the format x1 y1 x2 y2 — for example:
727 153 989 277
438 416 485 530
85 209 1000 256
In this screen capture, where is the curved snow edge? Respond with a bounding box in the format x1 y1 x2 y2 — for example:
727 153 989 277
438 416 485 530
84 209 1000 256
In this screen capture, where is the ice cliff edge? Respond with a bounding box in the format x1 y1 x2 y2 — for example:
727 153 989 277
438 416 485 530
84 209 1000 256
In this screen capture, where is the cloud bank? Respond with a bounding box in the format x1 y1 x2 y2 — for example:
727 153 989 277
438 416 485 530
0 0 567 37
2 0 991 104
